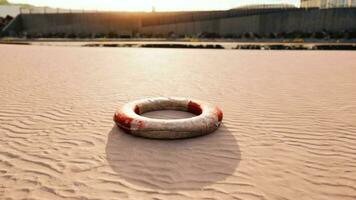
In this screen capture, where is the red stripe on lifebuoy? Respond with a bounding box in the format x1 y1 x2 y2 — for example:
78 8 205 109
114 112 133 132
216 107 223 122
187 101 202 115
137 120 144 129
134 105 140 114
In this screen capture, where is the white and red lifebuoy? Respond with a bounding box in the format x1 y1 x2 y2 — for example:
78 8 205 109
113 97 223 139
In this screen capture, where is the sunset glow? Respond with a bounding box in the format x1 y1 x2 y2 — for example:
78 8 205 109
9 0 299 11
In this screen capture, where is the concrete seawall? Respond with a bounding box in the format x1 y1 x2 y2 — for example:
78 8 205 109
19 13 142 36
2 8 356 37
141 8 356 36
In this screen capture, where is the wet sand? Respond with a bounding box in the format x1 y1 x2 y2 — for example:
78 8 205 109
0 45 356 199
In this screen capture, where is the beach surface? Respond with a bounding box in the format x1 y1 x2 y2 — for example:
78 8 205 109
0 45 356 200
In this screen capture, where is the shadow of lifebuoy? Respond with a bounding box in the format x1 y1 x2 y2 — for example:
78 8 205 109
105 125 241 191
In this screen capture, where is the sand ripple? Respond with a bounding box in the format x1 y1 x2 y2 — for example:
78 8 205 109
0 45 356 199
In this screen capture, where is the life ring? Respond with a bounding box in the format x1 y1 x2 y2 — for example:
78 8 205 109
113 97 223 139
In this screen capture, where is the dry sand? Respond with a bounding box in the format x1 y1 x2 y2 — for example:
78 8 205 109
0 44 356 200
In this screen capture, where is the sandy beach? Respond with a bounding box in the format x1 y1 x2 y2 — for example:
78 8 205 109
0 44 356 200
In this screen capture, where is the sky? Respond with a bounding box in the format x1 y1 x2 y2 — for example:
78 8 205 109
9 0 299 11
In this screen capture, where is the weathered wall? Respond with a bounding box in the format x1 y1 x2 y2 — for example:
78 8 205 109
1 13 22 36
2 8 356 37
19 12 142 36
141 8 356 36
